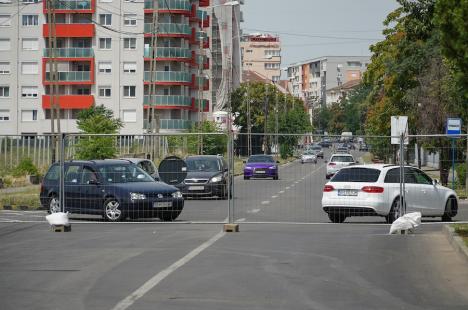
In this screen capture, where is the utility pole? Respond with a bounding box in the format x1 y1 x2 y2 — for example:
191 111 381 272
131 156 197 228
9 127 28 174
46 0 60 163
275 88 279 159
198 33 204 155
148 0 160 160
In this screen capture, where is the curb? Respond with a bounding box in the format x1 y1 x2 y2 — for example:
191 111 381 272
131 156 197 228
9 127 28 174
2 205 45 211
443 225 468 264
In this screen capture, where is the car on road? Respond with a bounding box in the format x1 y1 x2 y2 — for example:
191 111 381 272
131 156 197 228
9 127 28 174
318 139 332 148
335 146 350 154
176 155 231 199
326 153 356 179
40 160 184 221
322 164 459 223
244 154 279 180
308 144 324 158
120 158 160 181
359 143 369 152
301 150 317 164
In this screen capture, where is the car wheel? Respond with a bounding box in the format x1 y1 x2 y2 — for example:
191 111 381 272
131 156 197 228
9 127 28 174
103 198 124 222
328 213 346 223
273 175 279 180
386 199 401 224
159 210 181 222
48 195 61 214
442 197 457 222
244 176 250 180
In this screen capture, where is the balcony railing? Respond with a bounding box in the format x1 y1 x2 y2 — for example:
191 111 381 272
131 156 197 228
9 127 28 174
144 71 191 83
194 99 208 110
161 119 192 130
44 48 93 58
144 0 191 10
45 71 91 82
45 0 92 10
143 95 191 107
143 47 190 59
144 23 191 35
197 10 207 20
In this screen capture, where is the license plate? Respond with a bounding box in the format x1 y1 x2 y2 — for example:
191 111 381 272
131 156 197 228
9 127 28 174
338 189 358 196
154 201 173 208
188 186 204 191
255 170 266 174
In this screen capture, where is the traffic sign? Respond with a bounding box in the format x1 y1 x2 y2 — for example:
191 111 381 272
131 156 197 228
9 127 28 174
391 116 408 145
446 118 462 138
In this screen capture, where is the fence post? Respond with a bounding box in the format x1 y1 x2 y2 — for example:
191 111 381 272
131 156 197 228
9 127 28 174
466 135 468 196
59 133 65 213
227 131 233 224
399 133 406 217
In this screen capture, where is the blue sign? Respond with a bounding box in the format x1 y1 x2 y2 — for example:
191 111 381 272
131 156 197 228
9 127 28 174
446 118 462 137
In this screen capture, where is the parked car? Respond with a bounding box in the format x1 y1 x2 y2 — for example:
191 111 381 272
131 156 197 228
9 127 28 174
244 154 279 180
326 153 356 179
176 155 231 199
322 164 459 223
120 158 160 181
40 160 184 221
301 150 317 164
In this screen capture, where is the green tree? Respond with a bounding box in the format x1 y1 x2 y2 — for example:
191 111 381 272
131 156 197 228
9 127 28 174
75 105 123 160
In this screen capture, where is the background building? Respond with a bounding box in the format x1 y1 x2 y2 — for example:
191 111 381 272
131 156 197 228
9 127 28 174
241 33 281 83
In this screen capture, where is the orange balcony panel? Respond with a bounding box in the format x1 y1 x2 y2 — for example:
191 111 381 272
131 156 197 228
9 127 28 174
42 95 94 109
43 24 95 38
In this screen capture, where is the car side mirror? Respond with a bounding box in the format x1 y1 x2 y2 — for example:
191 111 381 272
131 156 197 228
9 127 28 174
432 179 439 186
224 167 229 172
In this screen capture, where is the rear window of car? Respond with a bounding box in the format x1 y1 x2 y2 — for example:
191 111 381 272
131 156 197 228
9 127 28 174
330 155 354 162
331 168 381 182
44 165 60 181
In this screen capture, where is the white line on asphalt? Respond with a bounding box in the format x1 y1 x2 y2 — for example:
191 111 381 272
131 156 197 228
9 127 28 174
236 218 246 222
271 195 278 199
111 230 225 310
295 181 300 184
247 209 261 214
261 201 270 205
279 191 285 194
285 187 290 190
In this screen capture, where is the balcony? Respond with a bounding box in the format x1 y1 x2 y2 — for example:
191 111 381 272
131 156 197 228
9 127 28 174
144 23 191 37
43 23 95 38
144 71 191 85
143 47 191 60
42 95 94 109
192 76 209 90
193 99 209 112
143 95 192 108
161 119 192 130
44 0 95 13
44 48 94 59
144 0 191 13
44 71 92 84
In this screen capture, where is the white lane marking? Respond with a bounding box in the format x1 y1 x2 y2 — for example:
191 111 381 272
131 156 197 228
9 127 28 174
247 209 261 214
295 181 300 184
285 187 290 190
237 218 246 222
261 201 270 205
291 184 295 187
302 177 305 180
279 191 285 194
271 195 278 199
112 230 225 310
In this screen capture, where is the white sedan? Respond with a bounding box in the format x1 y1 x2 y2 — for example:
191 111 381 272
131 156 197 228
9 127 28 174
301 151 317 164
326 153 355 179
321 164 459 223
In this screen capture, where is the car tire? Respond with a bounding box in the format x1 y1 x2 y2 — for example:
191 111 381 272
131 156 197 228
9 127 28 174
159 210 181 222
103 198 124 222
48 194 61 214
273 175 279 180
442 196 457 222
386 199 401 224
244 176 250 180
328 213 346 223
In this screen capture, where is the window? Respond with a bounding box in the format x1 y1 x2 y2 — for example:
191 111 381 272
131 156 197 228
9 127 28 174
123 86 136 98
0 38 11 50
99 38 112 49
0 110 10 121
123 62 136 73
0 86 9 97
99 14 112 26
0 14 11 26
332 168 381 183
123 38 136 50
0 62 10 74
21 62 38 74
272 76 280 82
347 61 361 67
22 38 38 50
22 0 40 3
22 15 38 26
21 86 38 98
123 14 137 26
98 62 112 73
264 63 280 70
21 110 38 122
98 86 111 98
264 50 280 57
122 110 136 122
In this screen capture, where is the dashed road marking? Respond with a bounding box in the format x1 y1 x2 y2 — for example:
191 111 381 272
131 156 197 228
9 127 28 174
271 195 278 199
261 201 270 205
285 186 290 190
236 218 246 222
247 209 261 214
279 191 285 194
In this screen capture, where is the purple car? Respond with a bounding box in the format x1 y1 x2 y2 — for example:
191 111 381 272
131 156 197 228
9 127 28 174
243 155 279 180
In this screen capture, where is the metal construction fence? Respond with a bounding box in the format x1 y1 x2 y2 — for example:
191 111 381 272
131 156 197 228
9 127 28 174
0 133 466 224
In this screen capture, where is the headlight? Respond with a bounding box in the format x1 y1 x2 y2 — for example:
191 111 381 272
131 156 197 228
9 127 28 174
244 166 253 170
172 191 183 198
210 175 223 183
268 166 277 169
130 192 146 200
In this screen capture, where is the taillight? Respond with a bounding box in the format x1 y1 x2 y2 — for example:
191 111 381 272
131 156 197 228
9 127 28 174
40 182 44 193
361 186 384 193
328 162 336 166
323 185 334 192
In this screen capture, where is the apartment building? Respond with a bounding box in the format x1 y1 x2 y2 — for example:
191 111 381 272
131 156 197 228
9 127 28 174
286 56 371 107
241 33 281 83
0 0 235 136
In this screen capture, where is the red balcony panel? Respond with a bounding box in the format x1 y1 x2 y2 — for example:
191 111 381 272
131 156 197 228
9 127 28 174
204 59 210 70
199 0 210 7
203 39 209 49
43 24 95 38
143 105 191 110
203 15 210 28
43 0 96 13
42 95 94 109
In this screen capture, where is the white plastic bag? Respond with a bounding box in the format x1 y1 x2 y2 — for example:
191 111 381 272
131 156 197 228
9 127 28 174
389 212 421 234
46 212 69 226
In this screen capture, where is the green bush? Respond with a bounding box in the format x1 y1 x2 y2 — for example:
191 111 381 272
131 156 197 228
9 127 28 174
456 163 466 186
13 158 38 177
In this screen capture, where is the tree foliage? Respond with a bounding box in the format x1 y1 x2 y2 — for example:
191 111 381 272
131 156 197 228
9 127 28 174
75 105 123 160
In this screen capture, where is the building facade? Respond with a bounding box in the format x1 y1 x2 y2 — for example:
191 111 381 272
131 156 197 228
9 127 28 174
241 33 281 83
0 0 243 136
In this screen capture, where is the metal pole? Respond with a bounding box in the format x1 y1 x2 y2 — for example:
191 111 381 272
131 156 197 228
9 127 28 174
451 138 455 190
466 136 468 197
399 133 405 217
59 133 65 212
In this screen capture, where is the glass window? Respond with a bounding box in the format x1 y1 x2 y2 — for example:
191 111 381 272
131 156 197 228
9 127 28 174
44 165 60 181
0 109 10 121
384 167 418 184
98 86 111 98
330 155 354 163
22 15 38 26
21 86 38 98
332 168 381 183
98 165 153 183
412 168 432 185
98 62 112 73
123 38 136 50
123 62 136 73
99 14 112 26
186 158 221 172
123 14 137 26
65 165 81 184
247 155 275 163
99 38 111 49
0 86 9 97
123 86 136 97
0 62 10 74
82 167 98 184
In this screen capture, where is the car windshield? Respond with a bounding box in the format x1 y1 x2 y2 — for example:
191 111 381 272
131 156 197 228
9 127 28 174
186 158 221 172
331 155 354 162
98 165 154 183
304 151 315 155
248 155 275 163
332 168 380 182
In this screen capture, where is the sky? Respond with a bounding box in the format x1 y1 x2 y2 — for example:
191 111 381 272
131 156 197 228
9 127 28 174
242 0 399 67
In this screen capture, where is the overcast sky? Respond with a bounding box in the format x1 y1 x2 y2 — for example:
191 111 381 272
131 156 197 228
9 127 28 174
242 0 399 67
